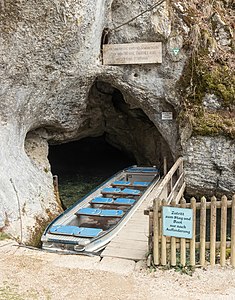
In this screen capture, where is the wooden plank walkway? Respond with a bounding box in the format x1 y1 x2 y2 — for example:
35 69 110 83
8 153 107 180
101 158 185 261
101 180 162 261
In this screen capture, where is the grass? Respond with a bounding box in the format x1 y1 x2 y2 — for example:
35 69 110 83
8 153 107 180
0 283 51 300
0 284 27 300
0 286 22 300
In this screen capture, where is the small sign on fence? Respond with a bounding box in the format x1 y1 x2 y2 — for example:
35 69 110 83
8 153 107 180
162 206 193 239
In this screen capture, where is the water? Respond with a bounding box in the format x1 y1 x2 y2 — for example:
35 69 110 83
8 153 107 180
49 136 136 209
58 174 107 208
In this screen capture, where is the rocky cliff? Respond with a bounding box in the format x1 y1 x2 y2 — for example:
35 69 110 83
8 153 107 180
0 0 234 243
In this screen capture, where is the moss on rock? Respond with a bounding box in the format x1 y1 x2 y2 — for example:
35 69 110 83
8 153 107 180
178 47 234 139
192 112 235 138
178 59 235 138
174 0 234 138
26 210 60 248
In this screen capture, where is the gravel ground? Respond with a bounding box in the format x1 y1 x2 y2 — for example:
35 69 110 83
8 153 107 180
0 240 235 300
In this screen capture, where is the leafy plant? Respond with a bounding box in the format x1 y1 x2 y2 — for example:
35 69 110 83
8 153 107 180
174 264 195 276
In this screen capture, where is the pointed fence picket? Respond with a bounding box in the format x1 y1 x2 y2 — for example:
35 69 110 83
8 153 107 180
148 195 235 267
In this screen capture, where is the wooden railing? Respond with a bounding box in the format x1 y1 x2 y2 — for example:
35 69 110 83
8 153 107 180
148 195 235 267
154 157 185 204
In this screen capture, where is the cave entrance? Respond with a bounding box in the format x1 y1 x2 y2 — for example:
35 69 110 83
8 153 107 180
47 80 174 208
49 135 136 208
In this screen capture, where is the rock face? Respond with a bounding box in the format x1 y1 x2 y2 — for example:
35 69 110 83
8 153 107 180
184 136 235 197
0 0 234 242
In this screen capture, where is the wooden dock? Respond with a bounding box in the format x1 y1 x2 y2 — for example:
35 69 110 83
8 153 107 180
101 181 161 261
101 157 186 261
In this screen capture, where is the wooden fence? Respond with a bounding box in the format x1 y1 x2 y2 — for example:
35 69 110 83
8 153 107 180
148 195 235 267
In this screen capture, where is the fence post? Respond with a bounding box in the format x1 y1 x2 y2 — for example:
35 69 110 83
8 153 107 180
210 196 217 266
220 195 227 267
178 158 184 176
163 157 167 176
200 197 206 266
161 200 167 266
231 195 235 267
180 198 186 266
190 197 196 266
171 200 177 266
148 209 154 257
153 199 160 265
53 175 61 205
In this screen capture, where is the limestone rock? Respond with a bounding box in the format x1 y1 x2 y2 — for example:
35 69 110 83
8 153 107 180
184 136 235 197
0 0 234 243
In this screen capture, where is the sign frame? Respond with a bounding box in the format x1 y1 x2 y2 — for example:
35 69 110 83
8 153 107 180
161 112 173 120
162 206 193 239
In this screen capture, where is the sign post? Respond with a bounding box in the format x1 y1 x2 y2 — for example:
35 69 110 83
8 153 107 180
162 206 193 239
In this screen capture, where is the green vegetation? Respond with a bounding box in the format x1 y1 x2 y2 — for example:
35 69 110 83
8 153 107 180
0 285 23 300
148 250 196 276
179 55 235 138
174 264 195 276
192 112 235 138
175 1 235 138
26 212 60 248
0 232 10 241
0 283 40 300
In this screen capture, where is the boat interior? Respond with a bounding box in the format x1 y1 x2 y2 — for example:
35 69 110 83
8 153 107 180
42 167 159 253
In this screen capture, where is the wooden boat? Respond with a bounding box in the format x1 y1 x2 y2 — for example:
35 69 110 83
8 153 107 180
41 166 160 254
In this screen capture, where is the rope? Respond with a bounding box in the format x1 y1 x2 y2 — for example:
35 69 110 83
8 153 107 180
110 0 166 32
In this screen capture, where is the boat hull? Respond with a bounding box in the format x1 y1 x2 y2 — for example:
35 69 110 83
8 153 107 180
41 166 160 254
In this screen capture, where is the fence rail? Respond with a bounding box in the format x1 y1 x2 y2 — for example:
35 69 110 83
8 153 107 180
148 195 235 267
154 157 185 204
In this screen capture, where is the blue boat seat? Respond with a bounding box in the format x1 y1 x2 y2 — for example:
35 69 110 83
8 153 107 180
49 225 103 238
91 197 134 206
101 187 141 196
114 198 135 205
91 197 114 204
133 181 150 187
121 188 141 195
78 227 103 238
112 180 131 186
127 167 158 173
100 209 123 217
101 187 122 194
49 225 80 236
76 208 102 216
76 207 124 218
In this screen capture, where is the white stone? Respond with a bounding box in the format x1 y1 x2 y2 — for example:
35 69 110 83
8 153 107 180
203 94 221 110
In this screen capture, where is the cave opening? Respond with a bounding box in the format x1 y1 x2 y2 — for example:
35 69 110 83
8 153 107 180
49 135 137 208
26 80 174 209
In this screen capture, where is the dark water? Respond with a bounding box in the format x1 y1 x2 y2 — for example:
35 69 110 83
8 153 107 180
49 136 136 208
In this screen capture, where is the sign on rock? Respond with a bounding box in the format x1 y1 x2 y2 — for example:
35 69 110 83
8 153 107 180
161 112 173 120
103 42 162 65
162 206 193 239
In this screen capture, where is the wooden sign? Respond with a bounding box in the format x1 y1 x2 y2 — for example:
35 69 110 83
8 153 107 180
162 206 193 239
103 42 162 65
